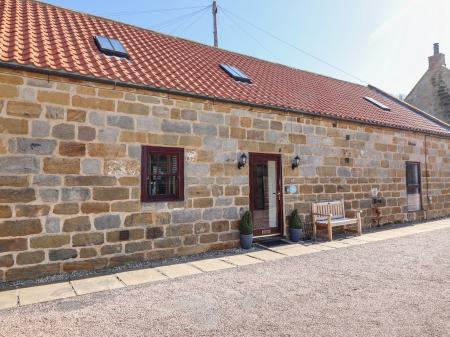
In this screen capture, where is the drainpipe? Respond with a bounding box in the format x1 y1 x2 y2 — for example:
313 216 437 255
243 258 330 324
424 134 430 219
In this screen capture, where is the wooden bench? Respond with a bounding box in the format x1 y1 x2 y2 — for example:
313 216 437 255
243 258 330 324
312 200 362 241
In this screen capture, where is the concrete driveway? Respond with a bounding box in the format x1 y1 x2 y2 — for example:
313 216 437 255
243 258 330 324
1 227 450 337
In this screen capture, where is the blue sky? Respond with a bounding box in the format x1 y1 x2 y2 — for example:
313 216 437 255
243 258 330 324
42 0 450 96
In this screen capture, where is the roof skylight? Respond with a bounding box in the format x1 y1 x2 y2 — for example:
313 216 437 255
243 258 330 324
94 35 129 58
220 64 251 83
363 96 391 111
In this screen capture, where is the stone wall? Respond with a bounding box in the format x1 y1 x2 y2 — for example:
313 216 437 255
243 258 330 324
0 68 450 282
406 67 450 124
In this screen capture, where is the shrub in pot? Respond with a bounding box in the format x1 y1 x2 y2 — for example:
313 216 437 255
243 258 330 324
289 209 303 242
239 210 253 249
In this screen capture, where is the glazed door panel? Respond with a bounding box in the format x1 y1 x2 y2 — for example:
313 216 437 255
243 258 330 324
249 153 283 236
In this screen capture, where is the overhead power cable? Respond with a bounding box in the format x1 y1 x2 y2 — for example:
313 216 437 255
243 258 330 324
220 9 277 59
150 6 211 31
104 5 209 17
220 16 265 60
219 5 369 85
169 6 210 36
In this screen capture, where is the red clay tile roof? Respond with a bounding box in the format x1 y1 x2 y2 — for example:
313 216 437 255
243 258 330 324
1 0 449 136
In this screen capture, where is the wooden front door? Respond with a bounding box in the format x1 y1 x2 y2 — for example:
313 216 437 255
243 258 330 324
249 153 283 237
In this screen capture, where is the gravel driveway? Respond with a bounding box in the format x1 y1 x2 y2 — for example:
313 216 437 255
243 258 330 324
1 228 450 337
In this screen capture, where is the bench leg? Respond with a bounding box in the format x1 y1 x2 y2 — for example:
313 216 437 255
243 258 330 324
357 220 362 236
313 223 317 240
327 222 332 241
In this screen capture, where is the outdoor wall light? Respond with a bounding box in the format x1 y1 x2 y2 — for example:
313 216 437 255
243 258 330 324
238 153 247 169
292 155 300 169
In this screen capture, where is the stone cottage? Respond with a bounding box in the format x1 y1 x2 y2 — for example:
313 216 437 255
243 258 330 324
406 43 450 123
0 0 449 282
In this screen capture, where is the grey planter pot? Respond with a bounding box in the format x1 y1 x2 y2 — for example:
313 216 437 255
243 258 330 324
240 234 253 249
290 228 303 242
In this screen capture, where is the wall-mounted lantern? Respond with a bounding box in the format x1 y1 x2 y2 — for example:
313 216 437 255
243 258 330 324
292 155 300 170
238 153 247 169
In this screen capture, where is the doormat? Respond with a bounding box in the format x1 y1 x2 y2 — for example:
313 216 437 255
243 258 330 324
256 239 292 249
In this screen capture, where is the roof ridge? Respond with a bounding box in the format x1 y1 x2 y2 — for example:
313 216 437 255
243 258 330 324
33 0 367 89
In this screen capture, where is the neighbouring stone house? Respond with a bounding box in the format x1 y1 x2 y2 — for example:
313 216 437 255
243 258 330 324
0 0 449 282
406 43 450 123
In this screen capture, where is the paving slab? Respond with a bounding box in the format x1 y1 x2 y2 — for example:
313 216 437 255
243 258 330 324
116 268 167 286
0 290 17 310
71 275 124 295
277 245 323 257
157 263 202 278
421 224 449 230
19 282 75 306
405 226 435 232
352 235 384 242
339 238 366 246
318 241 351 248
246 250 286 261
307 244 335 251
220 254 263 266
363 232 398 238
189 258 235 272
267 244 300 252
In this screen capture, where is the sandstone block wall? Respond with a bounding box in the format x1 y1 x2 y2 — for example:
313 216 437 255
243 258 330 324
0 68 449 282
406 67 450 123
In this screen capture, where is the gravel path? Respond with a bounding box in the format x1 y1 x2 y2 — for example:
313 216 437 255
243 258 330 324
2 228 450 337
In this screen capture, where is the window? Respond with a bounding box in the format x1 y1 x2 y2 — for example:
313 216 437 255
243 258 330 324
94 35 129 58
220 64 252 83
141 146 184 202
406 162 422 211
363 96 391 111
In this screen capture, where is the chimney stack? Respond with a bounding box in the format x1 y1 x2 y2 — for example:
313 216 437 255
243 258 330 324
429 42 446 70
433 42 439 55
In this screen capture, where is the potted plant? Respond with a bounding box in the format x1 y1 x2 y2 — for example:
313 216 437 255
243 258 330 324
239 210 253 249
289 209 303 242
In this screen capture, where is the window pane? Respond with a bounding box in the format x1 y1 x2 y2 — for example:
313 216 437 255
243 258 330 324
254 164 268 210
95 36 113 50
407 186 421 211
170 154 178 174
109 38 127 53
406 163 419 185
149 176 168 196
158 154 168 174
168 176 177 195
149 154 158 176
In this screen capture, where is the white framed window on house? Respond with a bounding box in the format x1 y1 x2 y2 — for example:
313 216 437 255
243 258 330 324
406 162 422 212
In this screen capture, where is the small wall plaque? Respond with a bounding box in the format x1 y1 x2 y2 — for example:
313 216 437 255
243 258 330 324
288 184 297 194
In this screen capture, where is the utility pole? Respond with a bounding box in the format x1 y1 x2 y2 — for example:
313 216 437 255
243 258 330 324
212 1 218 47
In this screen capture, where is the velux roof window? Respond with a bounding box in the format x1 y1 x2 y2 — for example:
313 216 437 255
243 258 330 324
94 35 129 58
220 64 251 83
363 96 391 111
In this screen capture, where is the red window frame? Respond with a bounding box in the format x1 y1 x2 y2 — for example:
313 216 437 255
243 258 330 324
141 146 184 202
